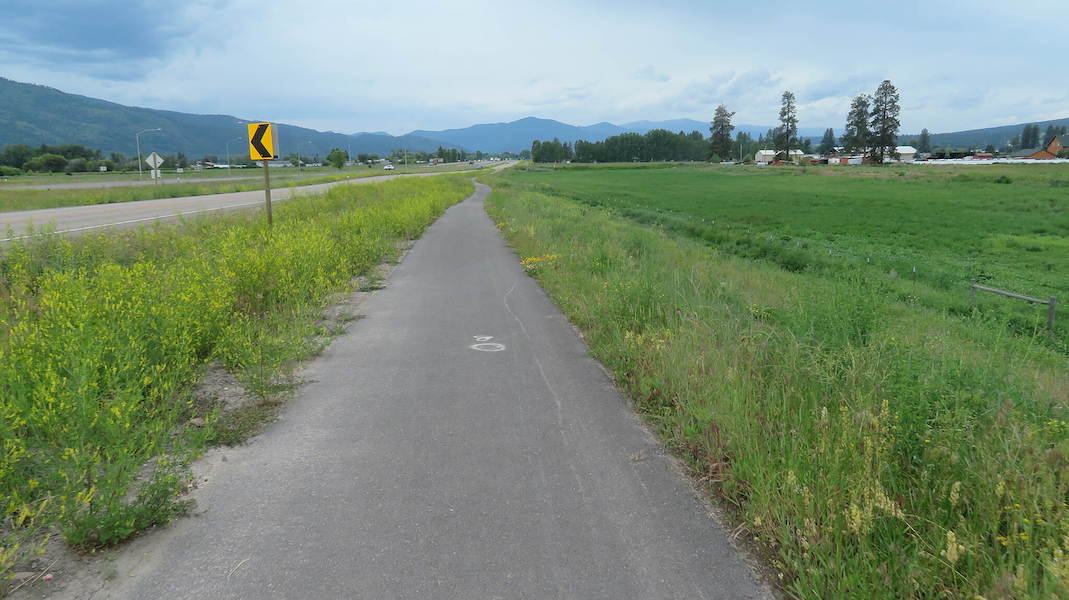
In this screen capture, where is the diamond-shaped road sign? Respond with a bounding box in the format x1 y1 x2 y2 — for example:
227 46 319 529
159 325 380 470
247 123 276 160
145 152 163 169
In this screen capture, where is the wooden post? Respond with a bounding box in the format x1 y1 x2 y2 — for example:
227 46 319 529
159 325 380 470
970 280 976 305
1048 296 1057 331
263 159 272 227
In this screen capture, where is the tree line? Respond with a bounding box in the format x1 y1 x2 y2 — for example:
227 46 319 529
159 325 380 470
531 130 708 163
530 79 904 165
0 143 204 174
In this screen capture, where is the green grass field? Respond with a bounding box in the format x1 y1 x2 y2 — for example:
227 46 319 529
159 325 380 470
484 163 1069 598
508 163 1069 344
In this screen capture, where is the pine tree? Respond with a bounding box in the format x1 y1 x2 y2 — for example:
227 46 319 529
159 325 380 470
709 104 736 161
1021 124 1037 149
869 80 901 163
917 128 932 153
817 128 836 155
842 94 871 156
776 91 798 159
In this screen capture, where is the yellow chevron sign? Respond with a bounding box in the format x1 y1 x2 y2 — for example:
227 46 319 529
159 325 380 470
247 122 275 160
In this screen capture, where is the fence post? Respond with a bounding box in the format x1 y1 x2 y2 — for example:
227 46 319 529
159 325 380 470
1049 296 1057 331
970 280 976 305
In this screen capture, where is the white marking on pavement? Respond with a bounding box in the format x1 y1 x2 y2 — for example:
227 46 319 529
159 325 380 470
0 200 264 242
470 343 506 352
473 335 494 341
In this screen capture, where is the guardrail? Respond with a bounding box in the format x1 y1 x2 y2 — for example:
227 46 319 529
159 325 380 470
971 280 1056 330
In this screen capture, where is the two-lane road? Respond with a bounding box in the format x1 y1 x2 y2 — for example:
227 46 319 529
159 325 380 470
0 167 498 242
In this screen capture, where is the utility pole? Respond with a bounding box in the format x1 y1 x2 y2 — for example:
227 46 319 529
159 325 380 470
135 128 161 180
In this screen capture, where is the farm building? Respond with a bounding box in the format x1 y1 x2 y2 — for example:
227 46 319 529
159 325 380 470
894 146 917 162
1046 135 1067 156
1008 147 1056 159
755 149 804 163
1008 135 1065 159
825 146 916 164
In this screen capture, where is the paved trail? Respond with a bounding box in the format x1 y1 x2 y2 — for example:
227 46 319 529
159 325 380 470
81 182 768 599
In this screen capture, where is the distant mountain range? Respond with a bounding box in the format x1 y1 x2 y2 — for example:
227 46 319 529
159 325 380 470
0 78 453 158
901 118 1069 150
1 76 1064 156
408 118 830 153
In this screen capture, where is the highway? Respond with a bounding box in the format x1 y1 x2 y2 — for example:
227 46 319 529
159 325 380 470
82 182 768 599
0 168 490 242
0 174 260 190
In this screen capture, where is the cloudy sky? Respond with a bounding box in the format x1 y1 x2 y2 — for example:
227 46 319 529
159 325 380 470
2 1 1066 135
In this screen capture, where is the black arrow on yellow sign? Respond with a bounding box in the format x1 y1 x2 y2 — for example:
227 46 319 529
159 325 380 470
249 123 273 159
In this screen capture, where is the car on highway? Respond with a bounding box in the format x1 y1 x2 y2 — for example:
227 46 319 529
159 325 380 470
383 164 395 170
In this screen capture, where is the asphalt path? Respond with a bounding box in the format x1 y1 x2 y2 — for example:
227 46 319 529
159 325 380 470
0 170 481 242
87 182 767 599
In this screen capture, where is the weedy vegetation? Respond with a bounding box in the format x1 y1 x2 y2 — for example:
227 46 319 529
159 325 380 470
0 175 473 590
484 163 1069 598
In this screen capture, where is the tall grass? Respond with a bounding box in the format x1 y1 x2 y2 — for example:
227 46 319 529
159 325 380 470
0 175 473 583
485 173 1069 598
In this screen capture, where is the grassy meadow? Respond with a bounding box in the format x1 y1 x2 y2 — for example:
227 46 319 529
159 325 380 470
484 163 1069 598
0 175 474 588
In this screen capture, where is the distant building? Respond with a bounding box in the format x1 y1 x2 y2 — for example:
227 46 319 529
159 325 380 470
755 149 804 163
1008 135 1064 159
1008 147 1055 159
1046 134 1067 156
823 146 915 163
891 146 917 162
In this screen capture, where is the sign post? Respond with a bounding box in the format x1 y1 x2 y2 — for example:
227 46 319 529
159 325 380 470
247 122 276 226
145 152 163 185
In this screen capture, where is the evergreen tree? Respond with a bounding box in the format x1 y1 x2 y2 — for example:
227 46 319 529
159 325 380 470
776 91 798 159
1020 124 1038 149
709 104 736 160
1009 135 1021 150
1044 125 1058 147
917 128 932 153
842 94 871 155
869 80 901 163
817 128 836 155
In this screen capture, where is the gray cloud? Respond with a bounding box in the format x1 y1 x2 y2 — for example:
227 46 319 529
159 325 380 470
2 0 1068 134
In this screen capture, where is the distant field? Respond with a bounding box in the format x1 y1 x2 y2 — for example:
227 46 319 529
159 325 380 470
508 162 1069 336
485 162 1069 598
0 162 484 212
0 161 478 187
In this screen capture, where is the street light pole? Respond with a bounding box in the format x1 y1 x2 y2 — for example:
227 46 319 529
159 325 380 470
224 137 243 169
298 141 314 172
135 128 161 180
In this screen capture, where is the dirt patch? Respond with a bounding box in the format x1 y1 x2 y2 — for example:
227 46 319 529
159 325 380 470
194 363 257 416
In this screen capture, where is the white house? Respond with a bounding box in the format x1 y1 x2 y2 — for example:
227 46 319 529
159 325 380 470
894 146 917 162
755 149 805 163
